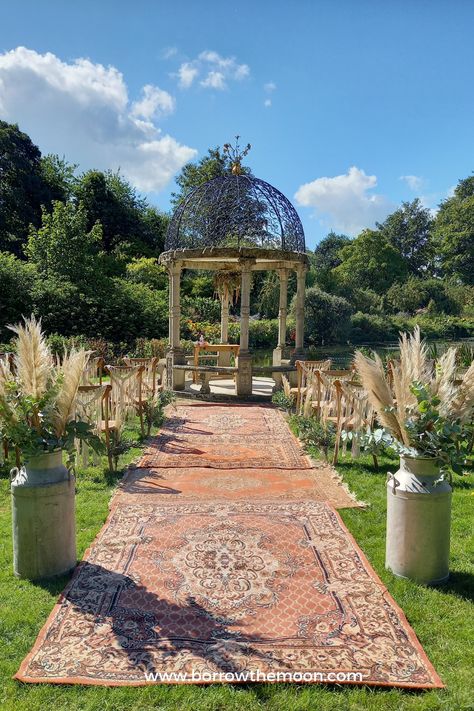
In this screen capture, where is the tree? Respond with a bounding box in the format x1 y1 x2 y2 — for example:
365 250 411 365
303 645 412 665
74 169 168 256
377 199 434 274
26 201 102 285
0 252 37 339
40 154 77 203
333 229 408 294
125 257 168 291
292 286 353 345
312 232 351 291
432 176 474 284
0 121 51 256
386 276 461 315
171 147 238 208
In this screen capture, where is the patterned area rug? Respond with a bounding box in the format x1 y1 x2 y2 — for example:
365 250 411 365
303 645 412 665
15 500 442 688
139 404 312 470
120 466 359 509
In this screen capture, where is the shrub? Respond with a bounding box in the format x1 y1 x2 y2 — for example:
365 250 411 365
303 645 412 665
125 257 167 290
0 252 37 339
182 296 221 322
271 390 294 413
349 313 398 343
292 287 352 345
386 277 461 315
295 416 336 461
350 288 384 314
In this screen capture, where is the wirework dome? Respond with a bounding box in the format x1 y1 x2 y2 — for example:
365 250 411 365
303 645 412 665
165 174 306 253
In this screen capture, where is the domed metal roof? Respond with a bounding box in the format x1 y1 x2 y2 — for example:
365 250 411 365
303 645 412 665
165 174 306 253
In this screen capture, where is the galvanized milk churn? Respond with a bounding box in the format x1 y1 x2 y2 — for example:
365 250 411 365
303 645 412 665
386 455 452 585
11 450 76 580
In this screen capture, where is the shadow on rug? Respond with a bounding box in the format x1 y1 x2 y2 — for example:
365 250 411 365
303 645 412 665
16 500 442 688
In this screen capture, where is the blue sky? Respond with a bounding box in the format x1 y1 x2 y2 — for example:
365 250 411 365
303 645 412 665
1 0 473 248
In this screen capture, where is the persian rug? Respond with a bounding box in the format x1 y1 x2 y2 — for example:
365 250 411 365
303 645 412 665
139 404 312 470
119 465 360 509
16 500 442 688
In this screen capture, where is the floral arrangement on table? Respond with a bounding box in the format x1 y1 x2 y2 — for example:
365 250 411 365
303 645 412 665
0 317 104 468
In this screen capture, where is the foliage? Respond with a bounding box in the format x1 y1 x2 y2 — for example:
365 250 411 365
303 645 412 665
377 198 434 275
354 328 474 473
182 296 221 322
296 286 352 345
295 416 336 461
0 121 52 255
350 288 384 314
171 146 250 209
0 317 103 468
74 169 168 255
333 229 408 294
26 201 102 284
271 391 294 413
387 382 468 474
386 276 461 315
341 426 393 469
312 231 351 291
432 176 474 284
0 252 37 339
143 390 176 436
40 154 78 202
125 257 167 291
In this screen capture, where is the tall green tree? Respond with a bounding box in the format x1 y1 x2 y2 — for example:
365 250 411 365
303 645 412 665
74 169 168 256
171 147 238 208
432 176 474 284
312 232 351 291
0 121 52 256
333 229 408 294
40 154 78 203
377 199 434 274
0 252 37 338
26 201 102 285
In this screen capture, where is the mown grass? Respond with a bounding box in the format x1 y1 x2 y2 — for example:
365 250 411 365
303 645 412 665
0 420 473 711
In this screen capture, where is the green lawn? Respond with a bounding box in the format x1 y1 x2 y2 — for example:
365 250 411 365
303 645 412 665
0 422 473 711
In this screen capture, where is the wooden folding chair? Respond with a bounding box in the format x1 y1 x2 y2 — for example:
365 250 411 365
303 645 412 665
74 384 115 469
81 356 105 385
123 357 161 398
292 359 332 412
106 365 146 437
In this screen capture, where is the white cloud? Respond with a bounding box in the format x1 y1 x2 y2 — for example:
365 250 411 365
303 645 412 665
131 84 175 120
264 98 272 108
264 81 276 92
295 166 394 235
161 46 178 59
400 174 424 192
200 70 226 90
176 49 249 90
0 47 196 193
177 61 198 88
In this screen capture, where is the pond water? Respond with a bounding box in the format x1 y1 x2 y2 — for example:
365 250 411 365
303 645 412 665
252 338 474 368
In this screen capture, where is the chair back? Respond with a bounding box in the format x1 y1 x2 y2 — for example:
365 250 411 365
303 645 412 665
81 356 105 385
123 357 159 397
106 365 145 420
74 384 111 466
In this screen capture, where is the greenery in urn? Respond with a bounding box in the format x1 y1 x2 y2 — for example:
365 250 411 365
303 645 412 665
354 327 474 475
0 316 104 469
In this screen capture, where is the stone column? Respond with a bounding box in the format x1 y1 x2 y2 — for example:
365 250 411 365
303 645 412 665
219 295 231 367
166 261 185 390
236 259 253 397
272 268 289 367
292 263 307 363
220 296 229 345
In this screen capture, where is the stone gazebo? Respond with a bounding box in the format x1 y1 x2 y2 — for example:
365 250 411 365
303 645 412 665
159 165 308 397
